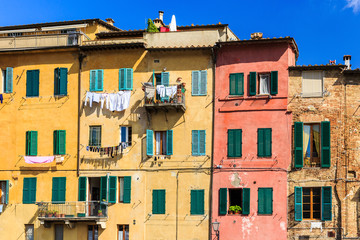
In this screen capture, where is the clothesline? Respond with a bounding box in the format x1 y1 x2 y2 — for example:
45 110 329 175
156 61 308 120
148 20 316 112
86 142 130 158
84 91 131 112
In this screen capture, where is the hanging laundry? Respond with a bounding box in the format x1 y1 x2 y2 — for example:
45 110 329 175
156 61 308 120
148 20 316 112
145 87 155 98
165 86 178 98
156 85 166 98
92 93 101 104
25 156 55 164
85 92 93 107
100 93 107 109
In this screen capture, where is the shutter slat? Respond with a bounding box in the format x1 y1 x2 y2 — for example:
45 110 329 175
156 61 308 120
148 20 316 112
249 72 257 96
52 177 59 202
321 121 331 168
23 178 29 204
192 71 200 95
294 187 303 221
146 129 154 156
78 177 87 201
294 122 304 168
270 71 278 95
190 190 197 214
242 188 250 215
219 188 227 215
322 186 332 221
109 176 117 203
33 70 39 97
166 130 173 155
152 190 158 214
123 176 131 203
192 130 199 156
238 73 244 96
199 70 207 95
265 128 272 157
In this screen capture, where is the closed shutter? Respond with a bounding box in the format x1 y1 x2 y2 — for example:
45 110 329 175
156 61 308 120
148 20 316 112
30 178 37 204
294 122 304 168
321 186 332 221
242 188 250 215
96 70 104 91
228 130 235 157
249 72 257 96
159 190 166 214
153 190 166 214
258 128 271 157
219 188 227 215
321 121 331 168
90 70 97 91
123 176 131 203
100 176 108 201
52 177 59 202
152 190 158 214
166 130 173 155
229 73 244 96
192 130 199 156
229 74 236 95
58 130 66 155
5 67 13 93
109 176 117 203
126 68 133 90
78 177 87 201
23 178 36 204
161 72 170 86
59 68 68 95
192 71 200 95
52 177 66 203
26 70 33 97
235 129 242 157
33 70 39 97
199 130 206 156
258 188 273 214
199 70 207 95
191 189 204 215
257 129 264 157
294 187 303 221
270 71 278 95
26 131 37 156
146 129 154 156
5 180 9 204
264 128 272 157
59 177 66 203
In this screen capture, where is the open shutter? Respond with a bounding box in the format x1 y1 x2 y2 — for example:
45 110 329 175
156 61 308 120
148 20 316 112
166 130 173 155
78 177 87 201
192 71 200 95
90 70 97 91
219 188 227 215
294 187 303 221
270 71 278 95
146 129 154 156
5 180 9 204
199 70 207 95
109 176 117 203
5 67 13 93
126 68 133 90
199 130 206 156
242 188 250 215
321 121 331 168
119 68 126 90
96 70 104 91
321 186 332 221
228 130 235 157
123 176 131 203
294 122 304 168
192 130 199 156
58 130 66 155
249 72 257 96
257 129 264 157
29 131 37 156
100 176 107 201
161 72 169 86
59 68 68 95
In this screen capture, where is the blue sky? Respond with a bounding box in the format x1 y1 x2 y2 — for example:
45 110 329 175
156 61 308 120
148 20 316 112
1 0 359 68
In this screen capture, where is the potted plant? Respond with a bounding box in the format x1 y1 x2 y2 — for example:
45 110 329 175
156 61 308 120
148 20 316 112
98 210 103 217
53 210 59 217
46 210 53 217
234 205 242 214
39 210 45 217
228 205 236 214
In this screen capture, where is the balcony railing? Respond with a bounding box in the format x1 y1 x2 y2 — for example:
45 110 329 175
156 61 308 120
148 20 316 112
37 201 108 221
144 83 186 112
0 32 82 50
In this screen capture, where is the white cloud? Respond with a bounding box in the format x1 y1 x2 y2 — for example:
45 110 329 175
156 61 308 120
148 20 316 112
345 0 360 13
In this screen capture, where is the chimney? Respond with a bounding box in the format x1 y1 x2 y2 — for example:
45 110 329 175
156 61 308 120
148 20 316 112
329 60 336 65
159 11 164 21
251 32 263 40
343 55 351 69
105 18 115 26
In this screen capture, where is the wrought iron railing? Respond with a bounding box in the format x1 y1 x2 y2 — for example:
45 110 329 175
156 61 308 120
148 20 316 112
36 201 108 219
144 84 185 105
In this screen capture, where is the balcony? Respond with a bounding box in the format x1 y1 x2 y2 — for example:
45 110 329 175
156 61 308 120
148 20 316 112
37 201 108 227
144 84 186 112
0 32 82 51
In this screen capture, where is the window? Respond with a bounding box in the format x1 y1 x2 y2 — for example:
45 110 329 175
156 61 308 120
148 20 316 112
55 224 64 240
228 129 242 157
1 67 13 93
152 189 166 214
26 70 40 97
294 121 331 168
88 225 98 240
192 70 207 96
146 129 173 156
118 176 131 203
89 70 104 91
229 73 244 96
0 180 9 204
25 224 34 240
295 186 332 221
192 130 206 156
52 177 66 203
120 126 132 147
26 131 37 156
249 71 278 96
54 130 66 155
190 189 204 215
218 188 250 215
258 188 273 215
54 68 68 96
119 68 133 90
89 126 101 147
118 225 129 240
154 72 169 86
302 71 323 97
23 178 36 204
257 128 272 157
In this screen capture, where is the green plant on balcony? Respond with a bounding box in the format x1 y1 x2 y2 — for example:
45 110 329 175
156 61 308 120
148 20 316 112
98 210 103 217
234 205 242 214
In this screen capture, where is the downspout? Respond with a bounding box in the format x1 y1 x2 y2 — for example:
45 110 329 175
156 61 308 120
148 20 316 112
77 51 86 177
176 171 179 240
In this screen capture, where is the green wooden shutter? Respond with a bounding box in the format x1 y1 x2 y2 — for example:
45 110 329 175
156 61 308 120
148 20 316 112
166 130 173 155
100 176 107 201
5 67 13 93
229 73 244 96
294 122 304 168
5 180 9 204
264 128 272 157
30 178 36 204
228 130 235 157
199 130 206 156
229 74 236 95
159 190 165 214
199 70 207 95
23 178 36 204
52 177 59 202
161 72 170 86
153 190 166 214
258 188 273 214
270 71 278 95
321 121 331 168
96 70 104 91
192 130 199 156
109 176 117 203
235 129 242 157
294 187 303 221
119 68 125 90
59 177 66 203
191 190 204 215
152 190 158 214
27 131 37 156
242 188 250 215
249 72 257 96
146 129 153 156
33 70 39 97
257 129 264 157
52 177 66 203
322 186 332 221
26 70 33 97
192 71 200 95
78 177 87 201
126 68 133 90
219 188 227 215
58 130 66 155
54 68 60 95
123 176 131 204
59 68 68 95
26 70 39 97
90 70 97 91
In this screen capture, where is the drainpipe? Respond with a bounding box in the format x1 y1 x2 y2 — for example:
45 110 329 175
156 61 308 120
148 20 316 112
176 171 179 240
77 51 86 177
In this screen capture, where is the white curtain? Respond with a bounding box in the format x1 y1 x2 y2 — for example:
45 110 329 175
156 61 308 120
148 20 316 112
259 74 270 94
155 132 161 155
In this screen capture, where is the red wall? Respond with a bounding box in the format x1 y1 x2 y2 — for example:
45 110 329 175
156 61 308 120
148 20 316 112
212 43 295 240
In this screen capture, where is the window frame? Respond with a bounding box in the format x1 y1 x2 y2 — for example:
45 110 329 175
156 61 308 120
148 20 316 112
89 126 101 147
302 187 321 220
120 126 132 147
25 224 34 240
88 225 98 240
301 71 324 98
155 131 167 155
258 73 271 95
0 180 9 204
118 224 129 240
118 177 124 203
303 123 321 168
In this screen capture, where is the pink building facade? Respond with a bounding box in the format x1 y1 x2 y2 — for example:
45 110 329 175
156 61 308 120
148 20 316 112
212 38 298 240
